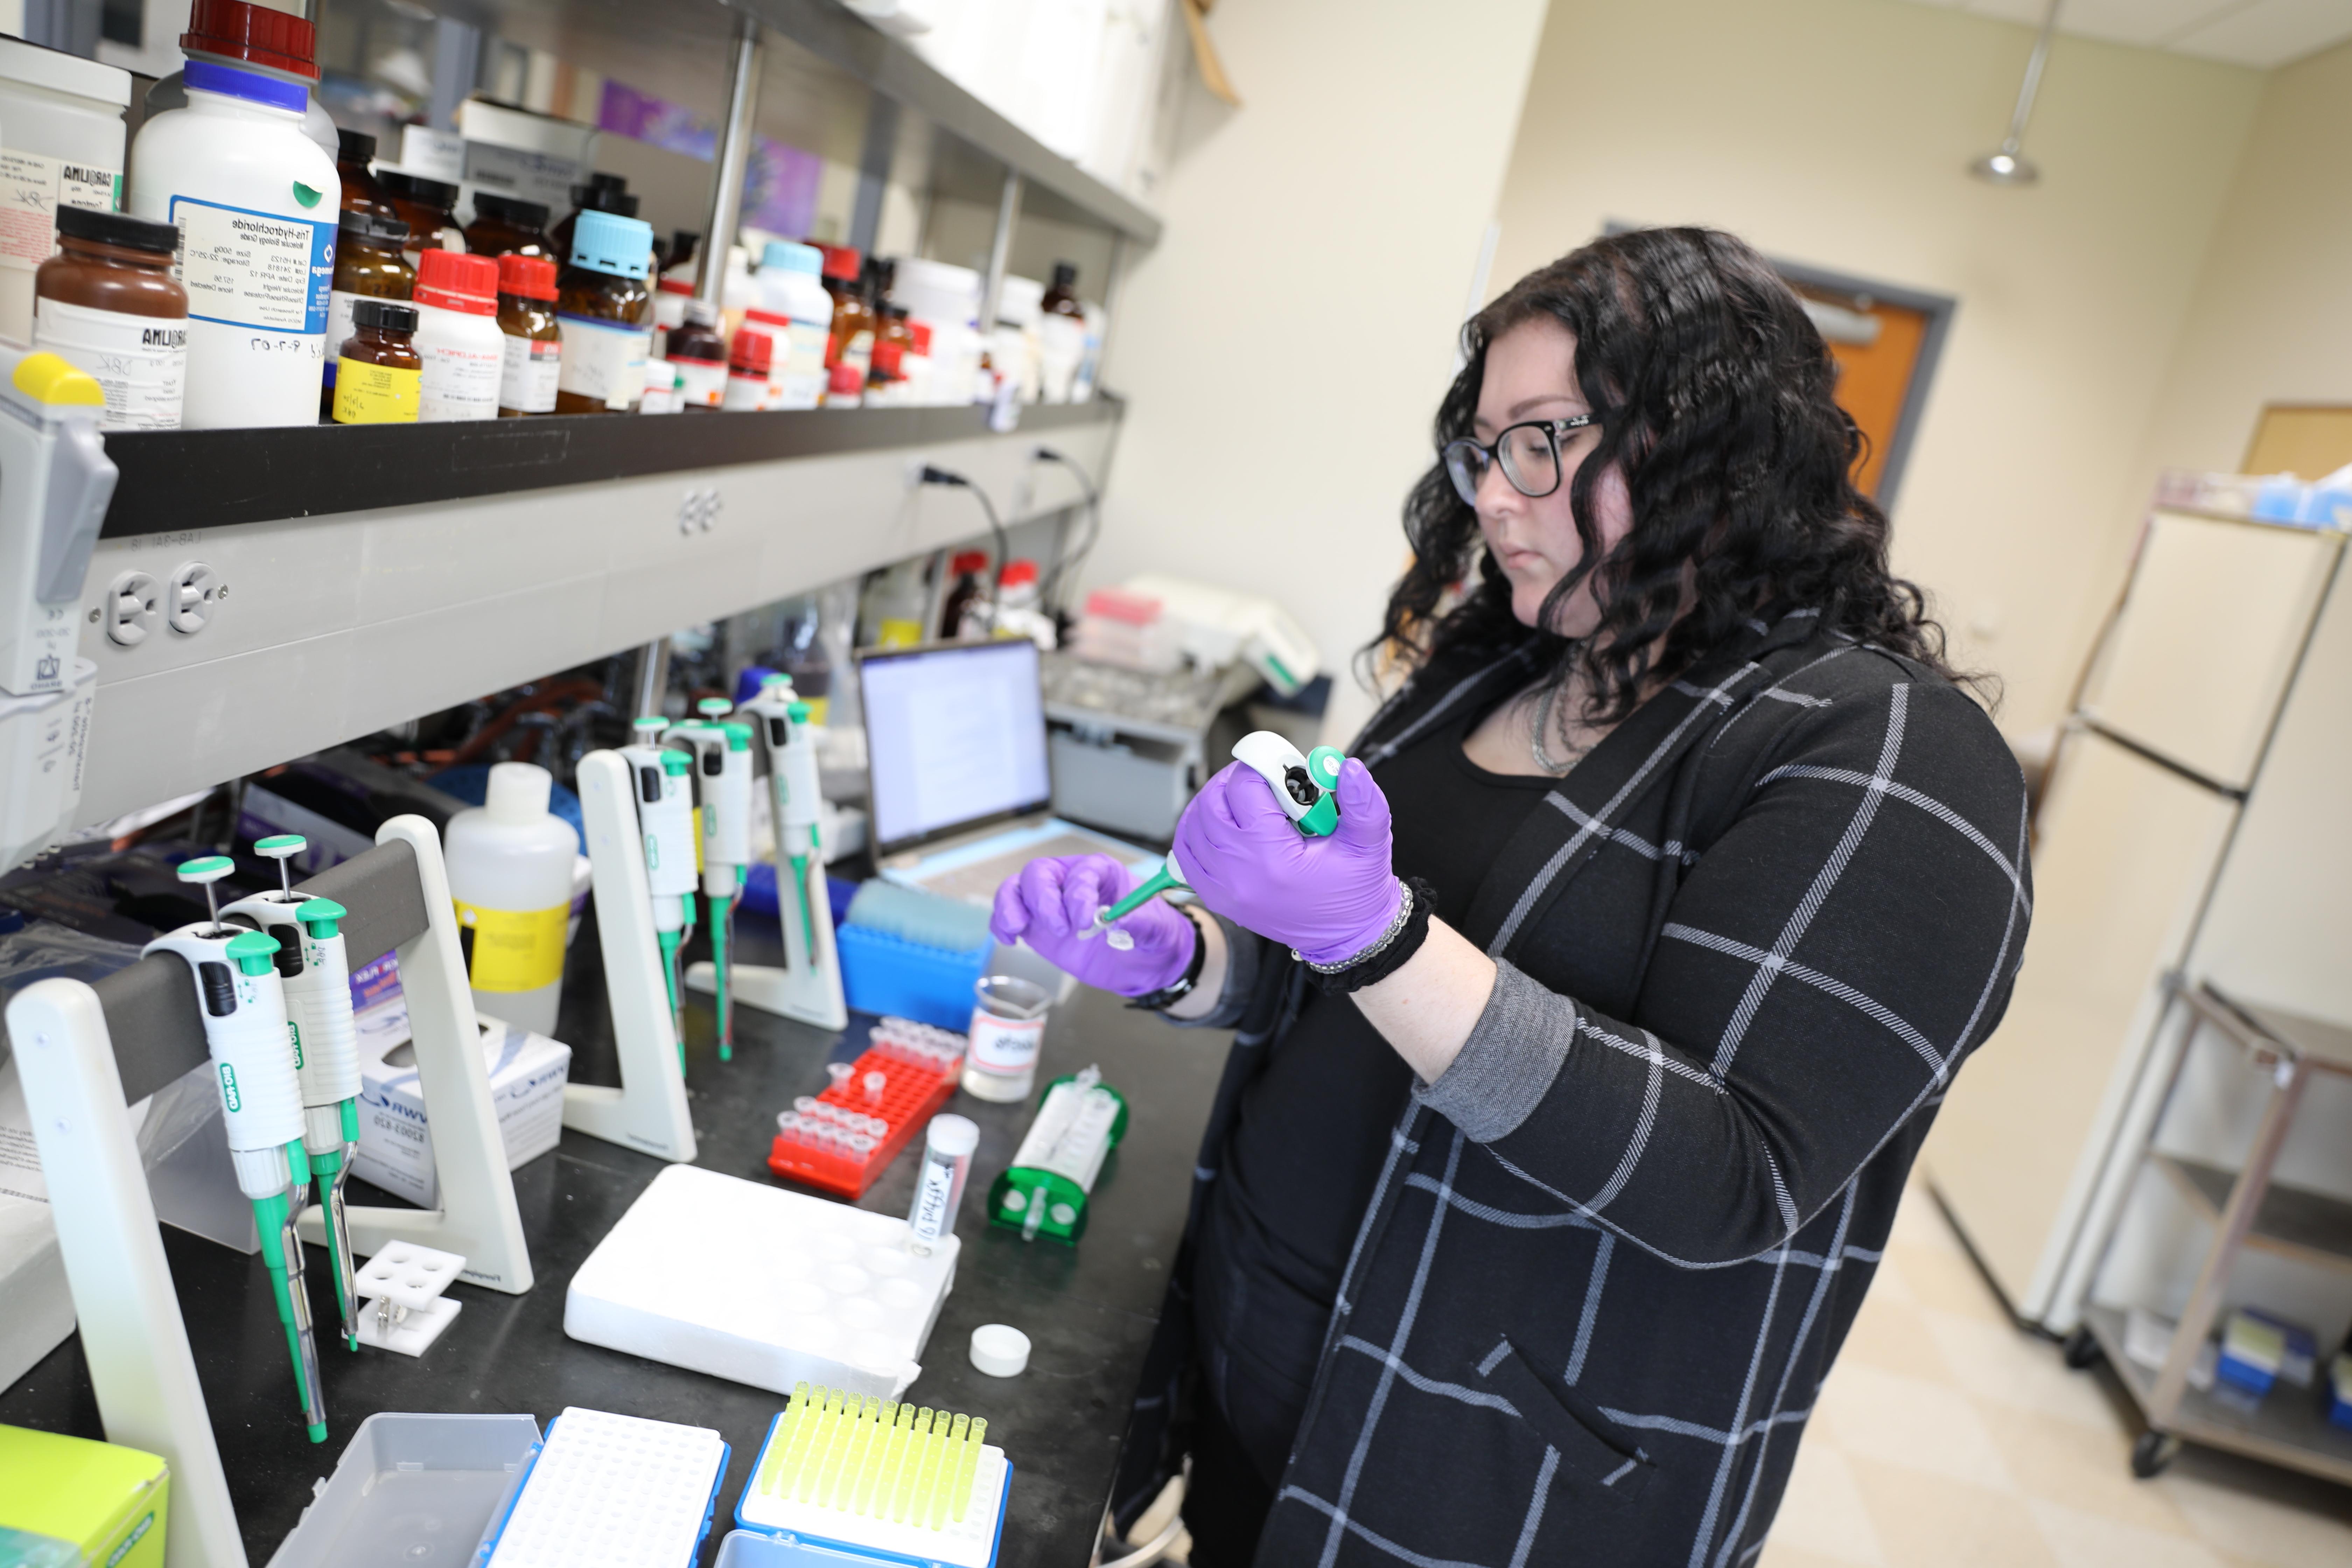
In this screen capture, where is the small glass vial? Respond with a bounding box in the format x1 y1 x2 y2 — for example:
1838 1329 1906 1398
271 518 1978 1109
332 299 421 424
464 192 552 260
33 205 189 433
906 1113 980 1256
496 254 560 417
667 299 728 410
962 974 1050 1102
380 169 465 264
323 209 413 418
413 249 504 423
554 209 655 414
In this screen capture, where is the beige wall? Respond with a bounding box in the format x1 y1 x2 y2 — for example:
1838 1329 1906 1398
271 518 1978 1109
1483 0 2265 733
1093 0 1552 746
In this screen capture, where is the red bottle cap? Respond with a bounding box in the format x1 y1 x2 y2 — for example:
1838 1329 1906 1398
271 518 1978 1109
828 363 864 393
497 253 557 301
999 559 1039 589
743 307 791 330
820 245 862 282
871 341 904 377
731 329 775 376
415 250 499 315
909 321 933 355
951 550 989 574
657 277 695 296
181 0 318 79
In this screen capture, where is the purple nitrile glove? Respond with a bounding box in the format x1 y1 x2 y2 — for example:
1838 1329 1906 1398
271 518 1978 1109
1172 756 1402 967
988 854 1197 997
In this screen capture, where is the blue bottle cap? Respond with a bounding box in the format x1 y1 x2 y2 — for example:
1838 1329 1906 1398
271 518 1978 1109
762 240 822 278
570 210 655 280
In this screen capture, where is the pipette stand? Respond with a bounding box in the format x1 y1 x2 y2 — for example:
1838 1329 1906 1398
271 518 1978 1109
570 748 698 1162
7 979 249 1568
292 818 534 1295
686 870 846 1030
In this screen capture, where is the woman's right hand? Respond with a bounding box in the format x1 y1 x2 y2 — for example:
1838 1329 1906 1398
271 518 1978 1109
989 854 1197 997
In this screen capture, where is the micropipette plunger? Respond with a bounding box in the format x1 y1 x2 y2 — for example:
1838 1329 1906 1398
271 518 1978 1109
148 856 328 1440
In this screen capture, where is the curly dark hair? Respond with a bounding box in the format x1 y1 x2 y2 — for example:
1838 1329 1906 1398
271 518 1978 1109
1375 225 1977 725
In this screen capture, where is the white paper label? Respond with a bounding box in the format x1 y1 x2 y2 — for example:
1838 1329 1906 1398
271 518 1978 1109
418 334 502 421
557 313 648 410
32 297 186 431
908 1155 957 1245
500 333 560 412
676 357 726 408
967 1011 1043 1074
0 150 118 270
1039 314 1085 403
775 320 829 410
170 196 334 334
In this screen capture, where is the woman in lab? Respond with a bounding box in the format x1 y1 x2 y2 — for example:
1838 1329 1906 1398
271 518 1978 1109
992 226 2029 1567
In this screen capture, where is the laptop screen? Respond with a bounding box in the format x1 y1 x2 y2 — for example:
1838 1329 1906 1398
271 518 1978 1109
861 638 1053 854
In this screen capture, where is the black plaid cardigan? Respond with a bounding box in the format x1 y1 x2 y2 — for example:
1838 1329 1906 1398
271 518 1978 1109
1111 609 2031 1567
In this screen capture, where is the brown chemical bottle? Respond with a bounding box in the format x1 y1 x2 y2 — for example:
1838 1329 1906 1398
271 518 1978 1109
332 299 422 424
666 230 701 279
818 244 873 381
33 205 189 432
322 209 414 418
548 173 634 265
335 128 398 220
379 170 464 262
465 193 552 260
665 299 729 411
496 253 561 417
552 210 654 414
869 302 913 396
1038 259 1087 402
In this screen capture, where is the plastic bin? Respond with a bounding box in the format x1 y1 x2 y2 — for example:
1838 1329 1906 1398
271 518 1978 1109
836 923 990 1030
714 1528 897 1566
264 1412 541 1568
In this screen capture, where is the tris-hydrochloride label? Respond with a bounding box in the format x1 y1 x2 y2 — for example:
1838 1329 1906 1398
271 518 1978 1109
0 151 118 269
454 901 568 992
31 298 186 431
169 196 334 334
556 313 649 410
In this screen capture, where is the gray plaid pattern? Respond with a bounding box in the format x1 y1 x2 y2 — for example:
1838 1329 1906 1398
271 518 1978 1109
1110 614 2029 1568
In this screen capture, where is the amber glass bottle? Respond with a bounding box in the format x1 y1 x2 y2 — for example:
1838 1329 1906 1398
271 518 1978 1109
553 211 655 414
332 299 422 424
465 193 552 260
335 128 398 221
323 210 414 418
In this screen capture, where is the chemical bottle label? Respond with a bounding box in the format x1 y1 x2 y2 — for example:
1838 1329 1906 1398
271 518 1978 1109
774 321 829 409
967 1011 1043 1074
0 150 117 271
556 312 650 410
31 298 186 432
453 900 568 992
499 334 560 412
322 287 369 387
332 358 420 424
676 356 727 408
169 196 334 334
418 335 503 422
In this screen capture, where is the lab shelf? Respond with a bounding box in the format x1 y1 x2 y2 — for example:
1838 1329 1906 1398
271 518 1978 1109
75 400 1121 824
2081 1303 2352 1485
2151 1154 2352 1274
98 400 1119 536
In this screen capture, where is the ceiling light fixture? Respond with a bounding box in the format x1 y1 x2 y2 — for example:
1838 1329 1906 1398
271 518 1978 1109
1970 0 2061 186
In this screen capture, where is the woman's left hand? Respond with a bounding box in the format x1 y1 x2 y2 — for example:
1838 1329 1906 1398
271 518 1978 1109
1172 756 1402 966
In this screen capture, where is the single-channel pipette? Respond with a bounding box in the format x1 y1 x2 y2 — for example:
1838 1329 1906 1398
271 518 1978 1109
623 718 699 1057
668 698 753 1060
146 856 328 1441
223 835 364 1351
1089 732 1348 947
745 676 827 971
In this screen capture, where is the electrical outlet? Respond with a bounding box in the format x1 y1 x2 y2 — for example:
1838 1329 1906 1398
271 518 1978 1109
676 486 722 535
106 570 160 646
166 561 221 635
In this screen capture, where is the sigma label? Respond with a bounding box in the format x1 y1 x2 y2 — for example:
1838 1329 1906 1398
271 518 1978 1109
419 336 501 421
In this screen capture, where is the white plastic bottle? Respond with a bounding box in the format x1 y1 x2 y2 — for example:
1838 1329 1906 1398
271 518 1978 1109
128 55 338 429
756 241 834 410
443 762 579 1038
412 249 503 422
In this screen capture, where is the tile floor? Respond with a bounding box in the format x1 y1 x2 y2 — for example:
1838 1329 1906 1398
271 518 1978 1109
1761 1184 2352 1568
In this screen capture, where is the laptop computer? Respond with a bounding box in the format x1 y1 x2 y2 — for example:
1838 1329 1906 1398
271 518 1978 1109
858 637 1162 906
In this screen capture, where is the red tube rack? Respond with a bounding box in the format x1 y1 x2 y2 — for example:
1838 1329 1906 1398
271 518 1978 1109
768 1046 961 1198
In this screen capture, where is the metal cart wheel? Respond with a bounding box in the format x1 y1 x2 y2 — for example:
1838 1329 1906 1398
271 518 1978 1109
2132 1430 2182 1479
2062 1326 2104 1371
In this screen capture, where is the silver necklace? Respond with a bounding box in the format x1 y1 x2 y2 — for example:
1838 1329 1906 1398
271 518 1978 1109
1530 679 1590 775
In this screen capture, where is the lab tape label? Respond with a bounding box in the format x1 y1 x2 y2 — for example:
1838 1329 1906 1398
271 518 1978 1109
167 195 334 334
454 899 568 992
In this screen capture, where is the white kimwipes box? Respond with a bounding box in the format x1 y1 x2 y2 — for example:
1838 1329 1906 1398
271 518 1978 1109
353 999 571 1207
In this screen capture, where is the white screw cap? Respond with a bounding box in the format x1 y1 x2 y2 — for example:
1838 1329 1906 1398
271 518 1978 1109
969 1323 1030 1378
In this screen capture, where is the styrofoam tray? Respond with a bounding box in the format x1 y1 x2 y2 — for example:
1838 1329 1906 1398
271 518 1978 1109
565 1164 959 1399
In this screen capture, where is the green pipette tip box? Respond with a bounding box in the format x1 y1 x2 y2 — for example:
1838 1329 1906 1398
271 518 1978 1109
0 1425 169 1568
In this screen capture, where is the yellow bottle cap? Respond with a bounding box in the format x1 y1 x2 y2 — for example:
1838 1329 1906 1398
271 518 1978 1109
13 351 106 407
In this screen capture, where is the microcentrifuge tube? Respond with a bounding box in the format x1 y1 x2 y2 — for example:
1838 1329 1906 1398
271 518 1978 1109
864 1070 886 1102
827 1062 854 1092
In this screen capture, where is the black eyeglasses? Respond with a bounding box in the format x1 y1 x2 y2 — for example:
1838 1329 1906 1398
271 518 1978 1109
1442 414 1598 507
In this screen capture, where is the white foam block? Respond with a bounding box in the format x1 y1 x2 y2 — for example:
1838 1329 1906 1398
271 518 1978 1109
565 1165 959 1400
735 1412 1009 1568
486 1407 726 1568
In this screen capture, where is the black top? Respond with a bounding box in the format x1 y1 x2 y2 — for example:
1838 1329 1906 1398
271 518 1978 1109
1113 616 2032 1568
1194 696 1552 1483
